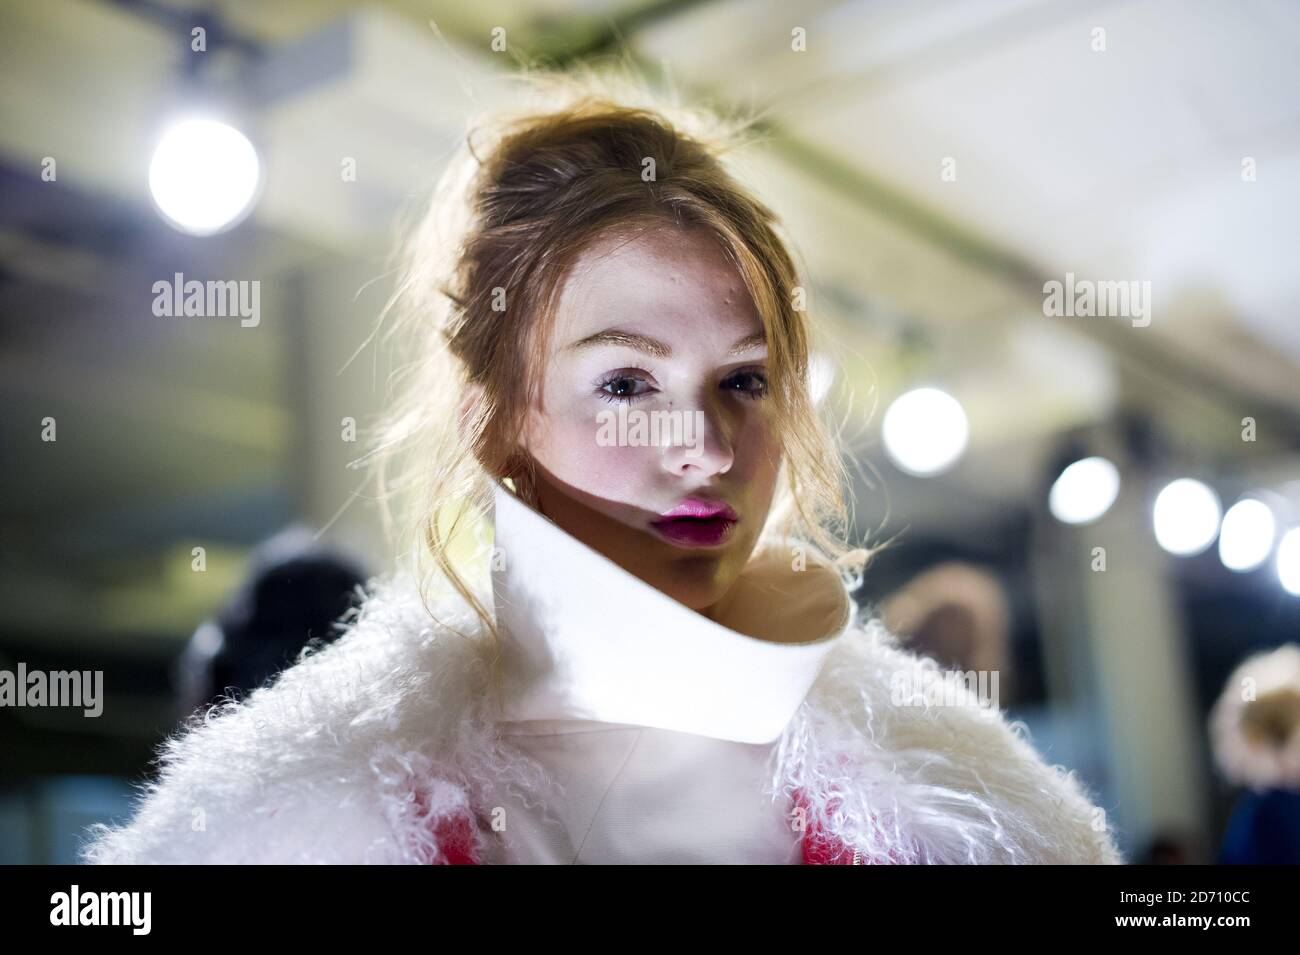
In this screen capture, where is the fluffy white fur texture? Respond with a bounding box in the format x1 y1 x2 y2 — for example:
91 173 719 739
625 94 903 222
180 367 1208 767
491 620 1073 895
81 572 1121 864
1209 643 1300 792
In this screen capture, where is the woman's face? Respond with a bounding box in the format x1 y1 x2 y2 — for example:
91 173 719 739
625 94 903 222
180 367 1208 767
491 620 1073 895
519 224 783 614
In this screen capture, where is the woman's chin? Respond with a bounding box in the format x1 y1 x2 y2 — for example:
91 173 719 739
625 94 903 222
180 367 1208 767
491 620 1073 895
639 553 737 613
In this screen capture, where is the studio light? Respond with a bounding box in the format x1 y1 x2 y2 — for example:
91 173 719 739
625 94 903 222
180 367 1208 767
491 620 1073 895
148 118 261 236
1049 456 1120 525
1278 528 1300 596
1218 497 1276 572
882 387 969 477
1153 478 1222 557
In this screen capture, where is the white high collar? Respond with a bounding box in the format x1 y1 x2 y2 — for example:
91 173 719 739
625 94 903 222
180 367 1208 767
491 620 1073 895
489 481 853 744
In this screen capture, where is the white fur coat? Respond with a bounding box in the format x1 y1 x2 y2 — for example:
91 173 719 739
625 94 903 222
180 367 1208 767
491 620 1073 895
81 572 1122 865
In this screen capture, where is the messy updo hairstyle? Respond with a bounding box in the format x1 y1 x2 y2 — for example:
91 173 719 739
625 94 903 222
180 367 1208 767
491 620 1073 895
364 63 869 640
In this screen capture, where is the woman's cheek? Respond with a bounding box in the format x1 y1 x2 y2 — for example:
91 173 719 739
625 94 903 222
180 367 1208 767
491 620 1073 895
536 406 651 503
735 410 782 479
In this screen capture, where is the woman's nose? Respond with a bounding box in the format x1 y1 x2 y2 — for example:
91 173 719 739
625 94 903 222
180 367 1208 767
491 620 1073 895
659 401 734 477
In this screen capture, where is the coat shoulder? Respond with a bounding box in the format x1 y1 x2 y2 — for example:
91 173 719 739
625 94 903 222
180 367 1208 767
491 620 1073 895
80 573 496 864
799 618 1123 864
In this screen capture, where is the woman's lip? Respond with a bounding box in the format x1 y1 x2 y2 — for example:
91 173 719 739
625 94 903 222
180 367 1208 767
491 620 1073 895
656 498 739 521
648 515 738 548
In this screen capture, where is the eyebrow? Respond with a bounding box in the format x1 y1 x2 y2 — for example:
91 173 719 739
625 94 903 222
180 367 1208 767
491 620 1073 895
567 328 767 359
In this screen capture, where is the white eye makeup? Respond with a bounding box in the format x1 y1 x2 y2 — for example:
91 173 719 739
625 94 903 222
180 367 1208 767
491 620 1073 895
591 363 769 405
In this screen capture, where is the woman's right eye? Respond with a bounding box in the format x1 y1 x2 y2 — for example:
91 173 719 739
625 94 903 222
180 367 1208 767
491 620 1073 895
596 372 655 403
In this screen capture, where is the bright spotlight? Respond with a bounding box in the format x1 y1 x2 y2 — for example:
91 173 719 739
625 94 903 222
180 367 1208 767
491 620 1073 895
882 387 969 476
1218 498 1276 571
1049 456 1120 525
1153 478 1222 556
1278 528 1300 596
149 118 260 236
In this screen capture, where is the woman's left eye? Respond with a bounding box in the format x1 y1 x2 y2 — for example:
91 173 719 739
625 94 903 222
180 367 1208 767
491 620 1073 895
724 369 769 400
596 373 656 403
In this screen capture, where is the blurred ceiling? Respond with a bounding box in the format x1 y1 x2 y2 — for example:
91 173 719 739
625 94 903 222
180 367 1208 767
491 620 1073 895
1 0 1298 645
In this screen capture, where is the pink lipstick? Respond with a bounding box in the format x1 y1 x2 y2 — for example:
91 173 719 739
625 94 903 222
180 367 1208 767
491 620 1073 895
649 497 739 548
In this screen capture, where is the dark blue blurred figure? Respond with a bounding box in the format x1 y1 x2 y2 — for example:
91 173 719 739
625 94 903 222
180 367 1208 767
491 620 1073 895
1219 788 1300 864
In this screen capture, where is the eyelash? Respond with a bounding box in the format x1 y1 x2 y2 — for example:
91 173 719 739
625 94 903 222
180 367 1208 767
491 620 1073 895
594 368 769 404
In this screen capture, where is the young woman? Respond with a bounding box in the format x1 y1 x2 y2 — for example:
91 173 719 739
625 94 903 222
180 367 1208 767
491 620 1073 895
83 69 1120 865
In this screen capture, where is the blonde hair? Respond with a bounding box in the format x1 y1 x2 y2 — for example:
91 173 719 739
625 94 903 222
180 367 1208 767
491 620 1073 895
364 62 869 642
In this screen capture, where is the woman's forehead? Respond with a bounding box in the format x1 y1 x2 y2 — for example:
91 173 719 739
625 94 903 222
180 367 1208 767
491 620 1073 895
553 225 762 347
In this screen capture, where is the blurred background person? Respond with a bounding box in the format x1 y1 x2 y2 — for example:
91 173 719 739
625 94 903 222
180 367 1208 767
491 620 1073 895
173 525 369 719
880 561 1012 698
1211 644 1300 864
